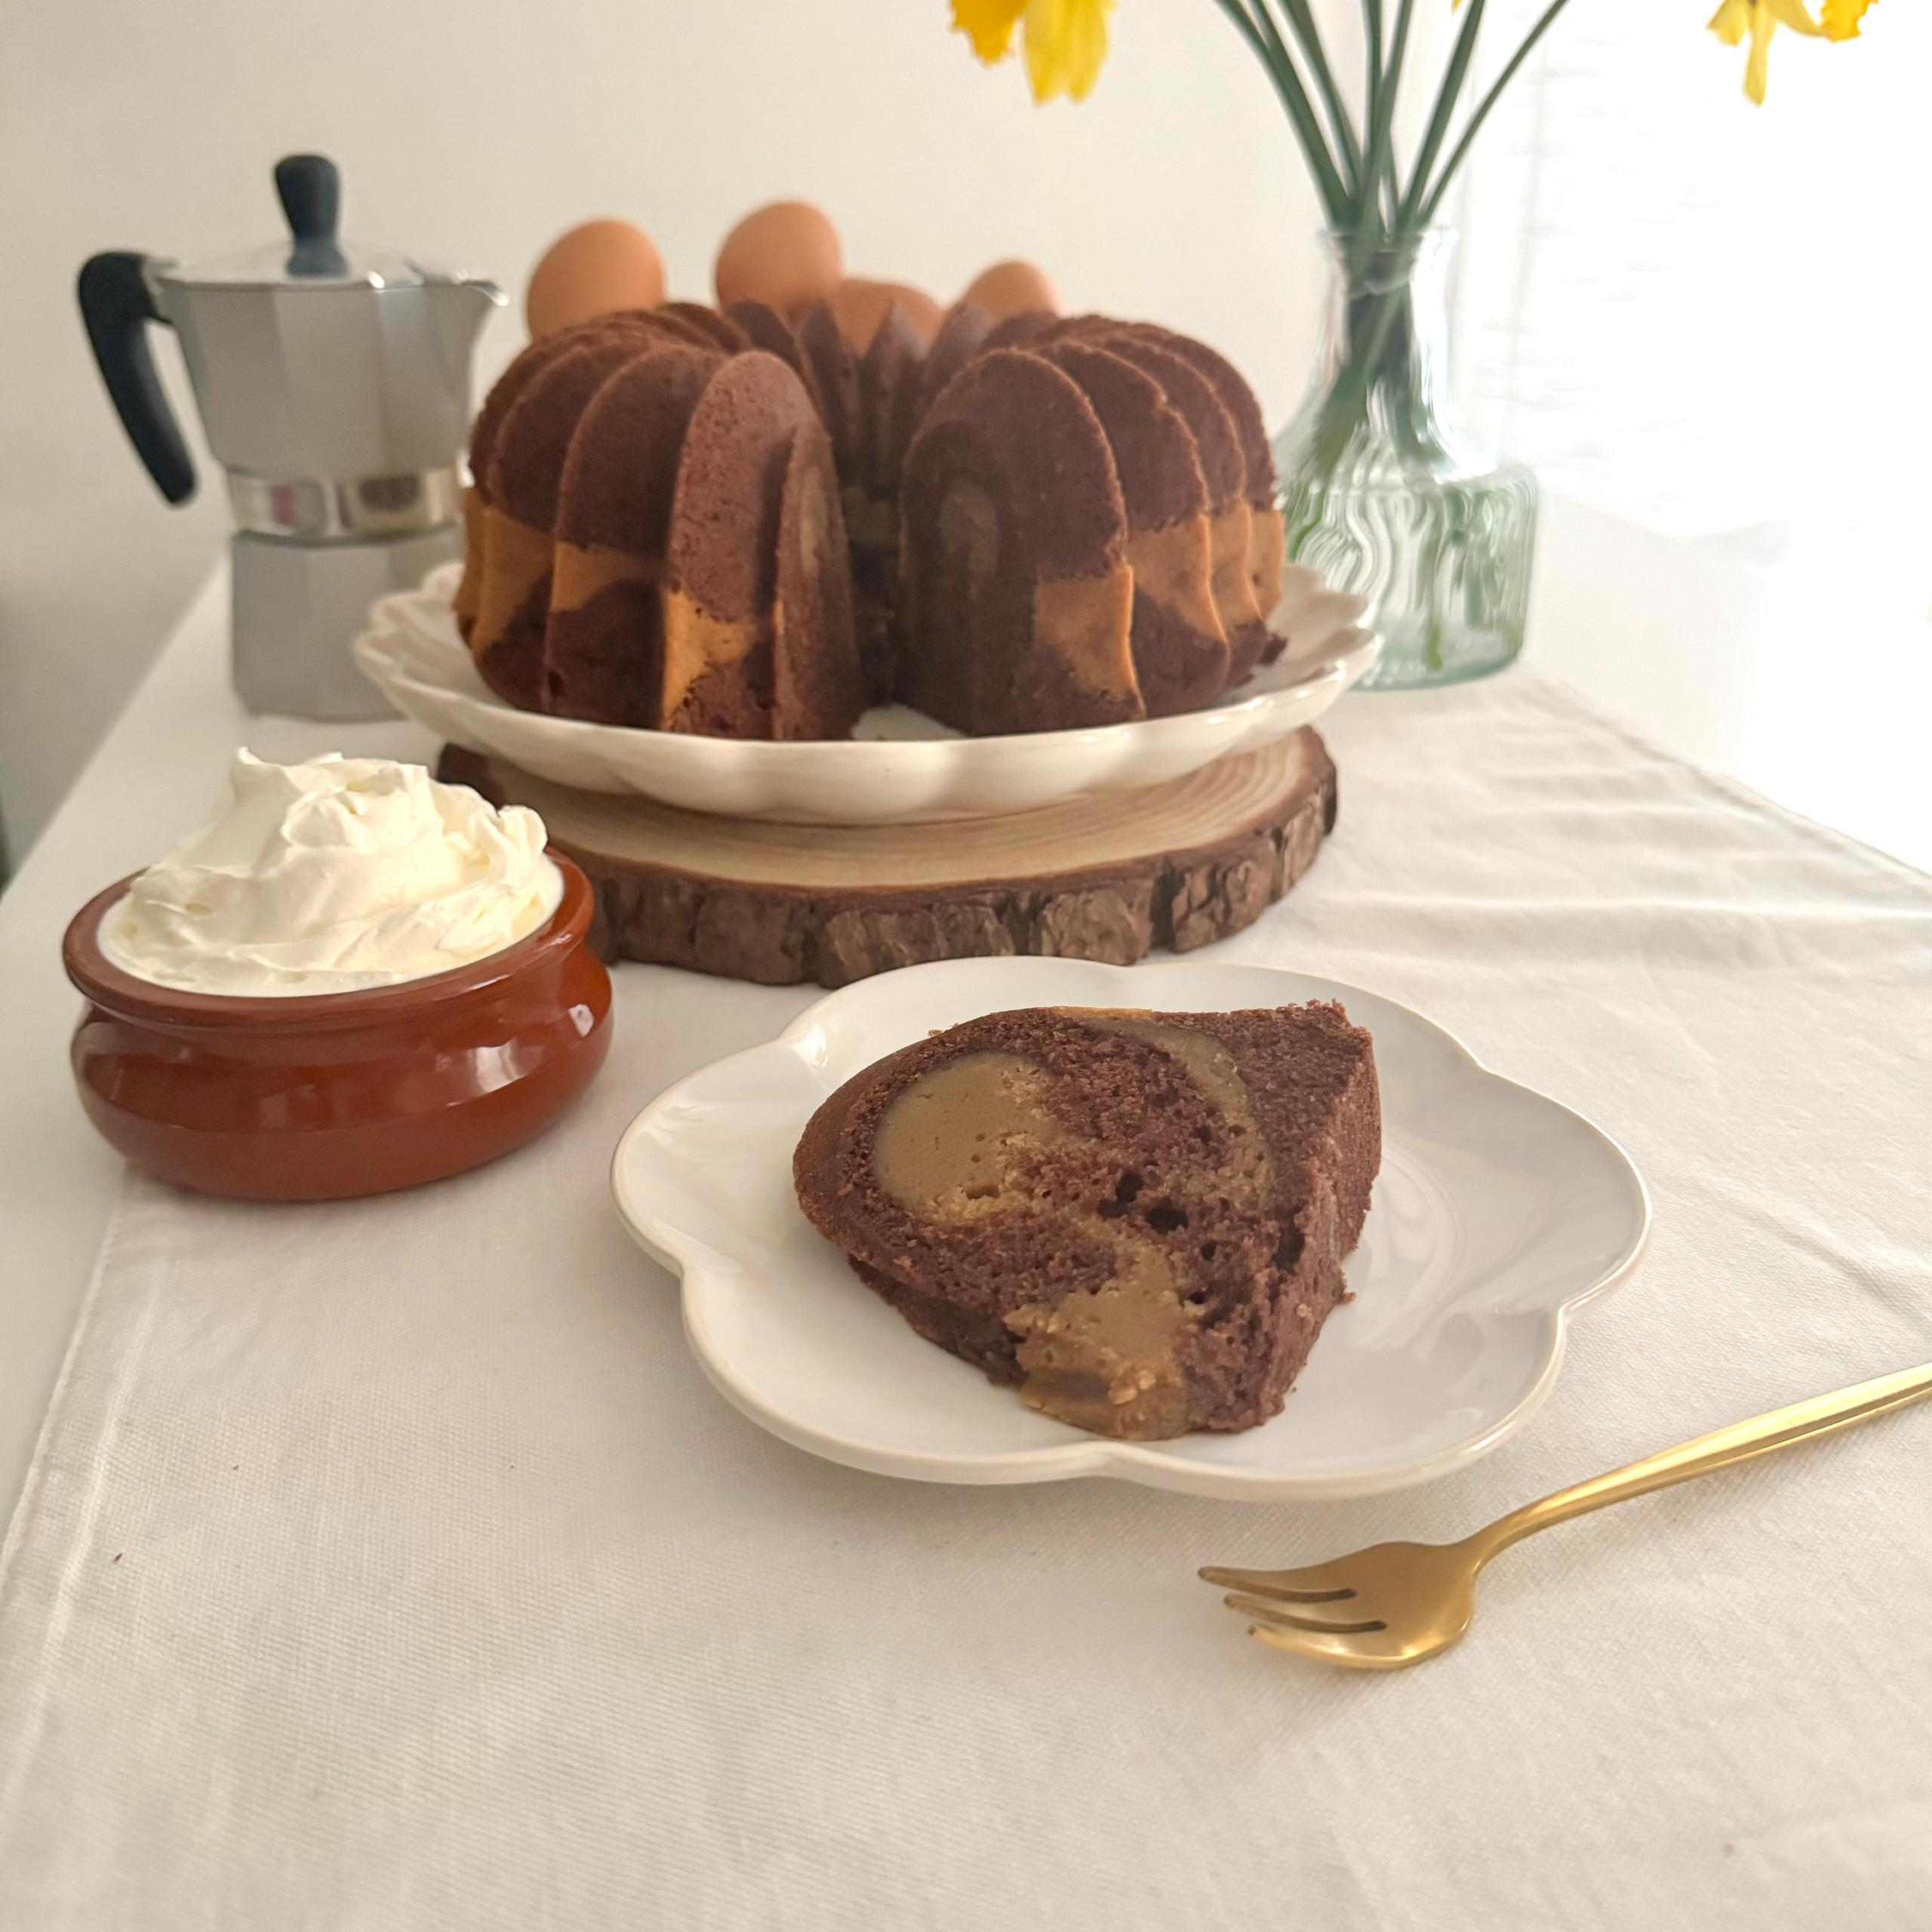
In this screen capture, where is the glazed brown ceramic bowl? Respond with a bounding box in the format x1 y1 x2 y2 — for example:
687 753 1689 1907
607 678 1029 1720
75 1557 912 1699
63 853 613 1201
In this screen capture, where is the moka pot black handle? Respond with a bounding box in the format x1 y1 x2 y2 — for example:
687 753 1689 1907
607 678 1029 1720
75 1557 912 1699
77 251 195 505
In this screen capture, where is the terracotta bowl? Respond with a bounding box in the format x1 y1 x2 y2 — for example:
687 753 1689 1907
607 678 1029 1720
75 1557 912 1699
63 853 613 1202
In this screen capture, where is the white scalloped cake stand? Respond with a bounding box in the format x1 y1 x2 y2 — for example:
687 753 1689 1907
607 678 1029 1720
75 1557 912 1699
354 561 1378 825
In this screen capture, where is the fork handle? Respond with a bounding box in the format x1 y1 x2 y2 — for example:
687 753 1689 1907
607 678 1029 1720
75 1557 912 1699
1478 1359 1932 1557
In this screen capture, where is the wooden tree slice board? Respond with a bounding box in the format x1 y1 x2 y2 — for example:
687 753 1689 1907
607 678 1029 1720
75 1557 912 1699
438 730 1337 989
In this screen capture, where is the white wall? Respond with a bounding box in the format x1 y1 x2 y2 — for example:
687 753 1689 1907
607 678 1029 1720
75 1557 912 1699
1454 0 1932 540
0 0 1331 859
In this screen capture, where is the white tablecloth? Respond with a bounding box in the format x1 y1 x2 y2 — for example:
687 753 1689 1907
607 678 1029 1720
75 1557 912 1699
2 671 1929 1931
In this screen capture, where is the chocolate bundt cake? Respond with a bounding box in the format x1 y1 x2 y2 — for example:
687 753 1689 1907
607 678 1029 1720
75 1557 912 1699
460 297 1290 738
793 1004 1380 1440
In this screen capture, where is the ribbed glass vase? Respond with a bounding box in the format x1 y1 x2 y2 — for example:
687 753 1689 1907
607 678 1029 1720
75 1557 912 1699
1272 230 1537 690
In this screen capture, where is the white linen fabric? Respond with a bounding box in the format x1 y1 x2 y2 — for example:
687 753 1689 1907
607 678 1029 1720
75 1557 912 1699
2 671 1929 1932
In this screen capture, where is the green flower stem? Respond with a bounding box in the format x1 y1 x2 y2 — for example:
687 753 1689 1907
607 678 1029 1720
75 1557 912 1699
1395 0 1488 232
1298 276 1420 478
1364 0 1383 180
1417 0 1580 223
1245 0 1346 189
1353 0 1418 259
1216 0 1570 237
1371 0 1417 223
1285 236 1458 568
1211 0 1352 223
1262 0 1364 192
1358 0 1389 234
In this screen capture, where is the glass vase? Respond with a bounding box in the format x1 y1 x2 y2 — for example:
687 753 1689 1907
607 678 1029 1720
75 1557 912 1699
1272 230 1538 690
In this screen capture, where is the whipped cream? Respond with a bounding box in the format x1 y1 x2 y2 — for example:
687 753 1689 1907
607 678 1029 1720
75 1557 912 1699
98 752 564 997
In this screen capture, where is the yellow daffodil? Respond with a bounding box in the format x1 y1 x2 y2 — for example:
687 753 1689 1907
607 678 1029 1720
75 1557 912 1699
1820 0 1877 36
952 0 1114 104
954 0 1024 63
1709 0 1826 104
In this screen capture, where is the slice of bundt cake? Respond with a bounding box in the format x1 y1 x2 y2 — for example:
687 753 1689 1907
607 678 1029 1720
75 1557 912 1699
463 317 861 739
541 340 721 724
857 306 927 496
725 298 827 411
1065 320 1275 688
457 308 727 631
846 306 926 703
793 1004 1380 1439
661 351 864 738
773 414 865 741
1037 338 1229 716
914 300 993 423
472 329 657 708
898 349 1140 734
980 308 1057 352
454 312 657 644
793 302 861 473
1140 325 1287 660
654 300 752 354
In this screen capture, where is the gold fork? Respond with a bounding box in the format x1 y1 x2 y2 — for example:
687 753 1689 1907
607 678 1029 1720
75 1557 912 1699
1202 1358 1932 1671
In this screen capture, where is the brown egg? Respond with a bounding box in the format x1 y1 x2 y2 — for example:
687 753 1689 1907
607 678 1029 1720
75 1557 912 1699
714 202 844 317
961 260 1060 325
525 220 666 337
828 278 946 352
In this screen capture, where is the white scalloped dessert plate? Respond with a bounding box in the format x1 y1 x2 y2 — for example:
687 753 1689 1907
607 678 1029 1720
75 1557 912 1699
353 561 1377 825
611 957 1650 1501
